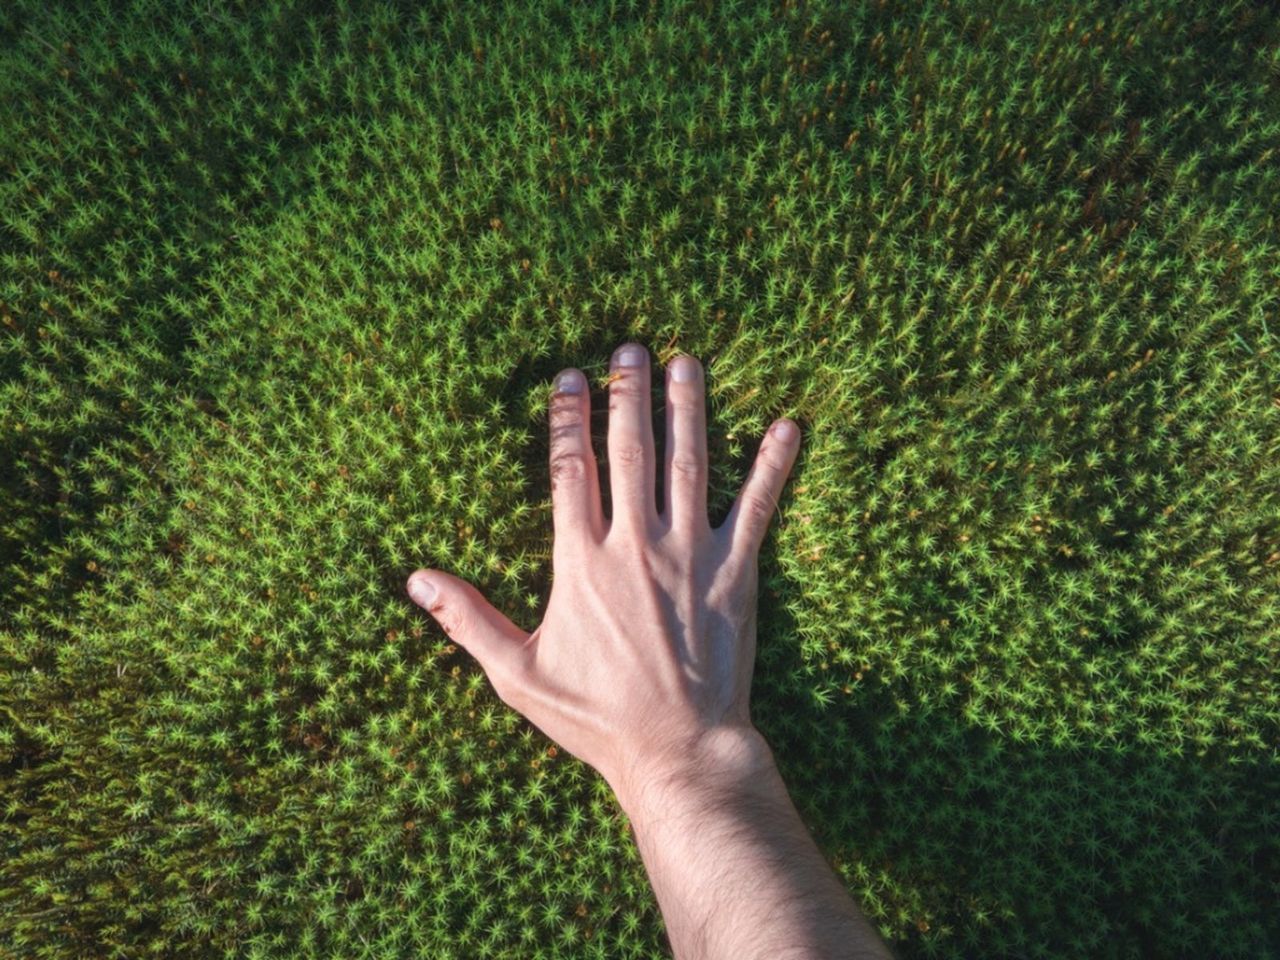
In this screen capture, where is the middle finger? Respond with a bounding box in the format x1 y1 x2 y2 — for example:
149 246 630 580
606 342 656 536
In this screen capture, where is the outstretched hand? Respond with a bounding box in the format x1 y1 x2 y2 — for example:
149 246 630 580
406 341 801 807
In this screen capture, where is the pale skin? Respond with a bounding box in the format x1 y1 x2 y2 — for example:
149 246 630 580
407 342 893 960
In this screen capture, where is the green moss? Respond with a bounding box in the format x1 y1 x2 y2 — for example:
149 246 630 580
3 0 1278 956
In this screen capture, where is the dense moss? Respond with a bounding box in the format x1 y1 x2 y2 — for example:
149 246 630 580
2 0 1278 956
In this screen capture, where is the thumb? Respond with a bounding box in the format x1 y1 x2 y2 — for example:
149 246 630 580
406 568 531 686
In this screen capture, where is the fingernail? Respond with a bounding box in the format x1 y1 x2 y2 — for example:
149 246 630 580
408 575 437 606
615 344 646 367
670 356 698 383
555 370 583 394
773 419 798 441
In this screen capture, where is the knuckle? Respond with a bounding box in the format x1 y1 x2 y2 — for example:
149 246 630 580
669 454 705 482
757 441 790 472
743 492 775 522
614 444 647 466
608 378 644 402
433 603 464 637
550 451 588 486
550 391 584 422
666 391 703 411
714 575 756 618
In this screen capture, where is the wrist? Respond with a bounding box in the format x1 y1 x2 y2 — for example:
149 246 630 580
613 724 778 821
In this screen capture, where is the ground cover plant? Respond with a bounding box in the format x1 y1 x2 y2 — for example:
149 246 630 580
2 0 1279 956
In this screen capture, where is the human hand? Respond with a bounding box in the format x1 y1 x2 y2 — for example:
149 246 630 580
406 342 801 809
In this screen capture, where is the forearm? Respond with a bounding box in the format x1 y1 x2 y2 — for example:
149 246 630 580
614 727 893 960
